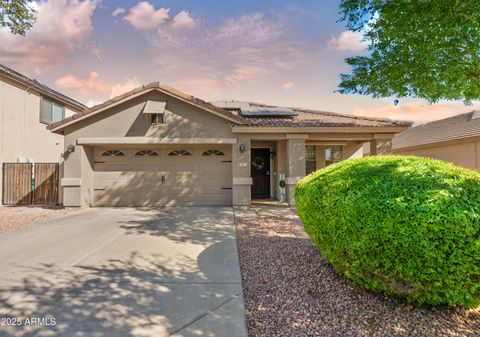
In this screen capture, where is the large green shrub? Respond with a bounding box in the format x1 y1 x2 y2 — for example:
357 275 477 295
295 156 480 307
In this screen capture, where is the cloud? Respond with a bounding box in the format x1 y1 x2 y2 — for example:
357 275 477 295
0 0 97 73
123 1 169 31
327 31 367 52
109 77 141 98
149 13 308 94
55 72 110 94
172 10 197 30
352 101 480 124
55 72 141 101
112 7 126 17
282 82 295 91
91 41 103 59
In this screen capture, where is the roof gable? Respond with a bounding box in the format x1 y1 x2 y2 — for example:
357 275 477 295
49 83 246 132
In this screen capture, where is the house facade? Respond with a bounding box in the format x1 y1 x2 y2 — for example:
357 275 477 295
391 111 480 170
0 64 86 204
49 83 410 207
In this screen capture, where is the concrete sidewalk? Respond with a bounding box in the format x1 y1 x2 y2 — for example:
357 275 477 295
0 207 248 337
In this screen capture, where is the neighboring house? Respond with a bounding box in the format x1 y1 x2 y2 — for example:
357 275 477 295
0 64 87 204
48 83 410 207
390 110 480 170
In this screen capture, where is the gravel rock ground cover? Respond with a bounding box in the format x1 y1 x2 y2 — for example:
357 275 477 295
0 206 77 235
235 212 480 337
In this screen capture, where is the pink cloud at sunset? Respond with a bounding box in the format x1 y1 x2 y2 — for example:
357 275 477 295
352 101 480 124
55 72 141 104
0 0 97 73
327 31 367 52
55 72 110 94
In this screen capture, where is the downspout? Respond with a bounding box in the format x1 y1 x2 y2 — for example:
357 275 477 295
23 85 35 160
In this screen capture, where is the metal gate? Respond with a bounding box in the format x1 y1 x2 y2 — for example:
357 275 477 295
2 163 59 205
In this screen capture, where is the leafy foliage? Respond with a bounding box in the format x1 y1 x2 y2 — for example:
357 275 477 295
295 156 480 307
338 0 480 104
0 0 36 35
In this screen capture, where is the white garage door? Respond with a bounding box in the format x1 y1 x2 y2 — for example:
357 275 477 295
93 146 232 206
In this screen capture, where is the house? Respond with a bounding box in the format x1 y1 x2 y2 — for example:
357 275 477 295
389 110 480 170
48 83 410 207
0 64 87 204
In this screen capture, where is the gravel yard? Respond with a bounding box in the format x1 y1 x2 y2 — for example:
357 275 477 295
235 211 480 337
0 206 77 235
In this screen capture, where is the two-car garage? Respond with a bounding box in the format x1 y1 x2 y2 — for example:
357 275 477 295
92 145 232 206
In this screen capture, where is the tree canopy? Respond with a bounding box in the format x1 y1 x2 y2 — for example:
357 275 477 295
338 0 480 104
0 0 36 35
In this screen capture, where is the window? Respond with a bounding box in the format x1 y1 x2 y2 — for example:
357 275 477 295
135 150 159 157
151 114 164 124
305 145 316 175
102 150 125 157
168 150 191 156
326 145 342 166
40 97 64 124
202 149 225 156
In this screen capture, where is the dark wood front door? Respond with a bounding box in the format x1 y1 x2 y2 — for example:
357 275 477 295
251 148 270 198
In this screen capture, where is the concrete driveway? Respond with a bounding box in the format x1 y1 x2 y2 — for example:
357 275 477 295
0 207 248 337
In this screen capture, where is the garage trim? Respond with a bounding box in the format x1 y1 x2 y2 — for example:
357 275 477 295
77 137 237 145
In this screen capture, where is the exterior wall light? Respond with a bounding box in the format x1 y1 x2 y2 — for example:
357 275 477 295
239 144 246 152
67 144 75 153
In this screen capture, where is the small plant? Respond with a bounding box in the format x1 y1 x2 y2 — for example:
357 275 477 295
295 156 480 307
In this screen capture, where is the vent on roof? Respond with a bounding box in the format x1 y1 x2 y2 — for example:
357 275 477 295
143 100 166 114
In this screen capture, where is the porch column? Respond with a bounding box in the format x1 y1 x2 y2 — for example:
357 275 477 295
232 136 252 207
61 140 94 207
369 139 378 156
286 134 307 206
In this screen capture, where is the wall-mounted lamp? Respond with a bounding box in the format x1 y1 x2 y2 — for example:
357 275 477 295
270 151 277 159
66 144 75 153
239 144 246 152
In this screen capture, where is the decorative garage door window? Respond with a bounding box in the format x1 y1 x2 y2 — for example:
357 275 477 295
202 149 225 156
102 150 125 157
168 150 192 156
135 149 159 157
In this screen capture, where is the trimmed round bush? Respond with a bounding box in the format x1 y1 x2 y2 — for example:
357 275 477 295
295 156 480 307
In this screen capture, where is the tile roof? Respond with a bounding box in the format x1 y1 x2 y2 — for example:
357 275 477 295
212 101 411 128
0 64 87 111
49 82 246 130
393 111 480 150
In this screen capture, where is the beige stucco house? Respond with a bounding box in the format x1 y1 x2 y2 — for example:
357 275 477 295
0 64 86 204
390 111 480 170
49 83 410 207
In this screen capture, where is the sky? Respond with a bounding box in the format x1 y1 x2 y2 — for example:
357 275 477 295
0 0 478 124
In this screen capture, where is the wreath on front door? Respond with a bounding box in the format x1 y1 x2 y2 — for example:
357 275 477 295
252 156 265 170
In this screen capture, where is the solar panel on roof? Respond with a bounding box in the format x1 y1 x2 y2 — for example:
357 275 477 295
240 107 298 117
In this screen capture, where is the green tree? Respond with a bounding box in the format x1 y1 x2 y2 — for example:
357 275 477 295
338 0 480 104
0 0 36 35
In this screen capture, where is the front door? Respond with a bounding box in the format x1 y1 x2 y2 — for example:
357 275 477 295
251 148 270 198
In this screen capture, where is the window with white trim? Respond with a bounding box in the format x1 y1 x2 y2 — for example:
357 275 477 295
40 97 64 124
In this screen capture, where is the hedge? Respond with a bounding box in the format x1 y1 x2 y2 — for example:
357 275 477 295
295 156 480 307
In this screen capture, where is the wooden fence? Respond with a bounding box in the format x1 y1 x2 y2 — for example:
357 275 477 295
2 163 59 205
